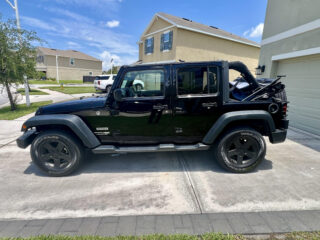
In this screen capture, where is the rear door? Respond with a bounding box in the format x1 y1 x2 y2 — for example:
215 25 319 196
105 65 174 145
171 63 221 144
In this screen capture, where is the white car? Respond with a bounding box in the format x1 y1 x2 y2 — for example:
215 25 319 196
94 75 116 93
94 74 145 93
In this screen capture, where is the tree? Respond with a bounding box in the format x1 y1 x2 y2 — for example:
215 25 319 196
0 18 40 110
103 65 120 75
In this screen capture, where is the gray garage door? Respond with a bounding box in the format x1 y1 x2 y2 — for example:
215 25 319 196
276 54 320 135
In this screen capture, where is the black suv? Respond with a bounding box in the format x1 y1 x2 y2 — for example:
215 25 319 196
17 61 288 176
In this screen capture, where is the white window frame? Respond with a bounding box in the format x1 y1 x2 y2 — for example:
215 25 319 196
145 36 153 55
162 30 171 52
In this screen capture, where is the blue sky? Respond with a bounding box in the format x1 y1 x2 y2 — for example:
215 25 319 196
1 0 267 70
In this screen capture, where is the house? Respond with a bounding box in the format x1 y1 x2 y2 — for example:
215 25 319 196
258 0 320 135
36 47 102 81
138 12 260 78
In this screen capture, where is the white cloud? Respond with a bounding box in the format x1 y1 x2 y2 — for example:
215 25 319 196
21 16 56 31
106 20 120 28
67 41 81 48
244 23 264 38
99 50 137 70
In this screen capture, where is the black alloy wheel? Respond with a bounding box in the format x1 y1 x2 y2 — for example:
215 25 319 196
215 127 266 173
31 130 83 176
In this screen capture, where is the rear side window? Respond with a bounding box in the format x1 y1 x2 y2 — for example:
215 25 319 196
177 66 218 95
95 76 110 80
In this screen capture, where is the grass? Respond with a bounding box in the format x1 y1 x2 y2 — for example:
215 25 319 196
40 86 97 94
28 80 91 85
0 232 320 240
17 88 49 95
0 101 52 120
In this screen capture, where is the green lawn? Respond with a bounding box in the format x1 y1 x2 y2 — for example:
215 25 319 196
29 80 92 85
0 101 52 120
0 232 319 240
17 88 49 95
40 86 97 94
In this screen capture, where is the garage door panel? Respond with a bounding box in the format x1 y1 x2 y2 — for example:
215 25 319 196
277 55 320 135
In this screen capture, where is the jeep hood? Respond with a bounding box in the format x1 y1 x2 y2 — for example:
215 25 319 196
36 97 106 115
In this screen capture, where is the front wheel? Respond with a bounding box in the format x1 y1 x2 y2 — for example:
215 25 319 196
214 127 266 173
31 130 84 177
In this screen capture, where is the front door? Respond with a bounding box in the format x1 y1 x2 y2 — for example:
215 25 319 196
105 65 173 145
171 63 221 144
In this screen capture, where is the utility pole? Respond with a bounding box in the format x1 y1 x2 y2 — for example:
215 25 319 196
5 0 30 107
56 55 60 84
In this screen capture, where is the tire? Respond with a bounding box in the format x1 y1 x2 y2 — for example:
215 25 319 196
106 85 112 93
214 127 266 173
30 130 84 177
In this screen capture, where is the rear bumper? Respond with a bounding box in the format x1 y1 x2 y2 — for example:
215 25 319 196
269 129 287 144
16 129 37 149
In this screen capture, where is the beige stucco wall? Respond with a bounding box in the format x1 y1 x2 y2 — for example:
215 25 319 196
259 28 320 78
145 17 172 35
175 29 260 78
140 27 177 63
46 67 101 80
263 0 320 39
36 55 102 80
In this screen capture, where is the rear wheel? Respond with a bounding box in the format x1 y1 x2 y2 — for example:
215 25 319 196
31 130 83 177
215 127 266 173
106 85 112 93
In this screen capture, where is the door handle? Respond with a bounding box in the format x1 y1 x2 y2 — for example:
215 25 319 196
202 102 217 108
153 104 168 111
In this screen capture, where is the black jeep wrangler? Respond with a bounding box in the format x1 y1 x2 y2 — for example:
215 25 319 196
17 61 288 176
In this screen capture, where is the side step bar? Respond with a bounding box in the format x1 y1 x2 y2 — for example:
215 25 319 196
92 143 210 154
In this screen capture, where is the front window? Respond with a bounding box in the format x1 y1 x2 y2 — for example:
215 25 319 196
177 66 218 95
70 58 75 66
144 37 154 55
120 69 164 98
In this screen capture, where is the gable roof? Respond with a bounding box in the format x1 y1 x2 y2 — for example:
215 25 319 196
143 12 260 48
38 47 101 62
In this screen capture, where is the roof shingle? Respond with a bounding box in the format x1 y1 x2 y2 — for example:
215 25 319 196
38 47 101 62
156 12 260 47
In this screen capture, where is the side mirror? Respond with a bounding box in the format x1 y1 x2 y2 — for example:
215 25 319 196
113 88 123 102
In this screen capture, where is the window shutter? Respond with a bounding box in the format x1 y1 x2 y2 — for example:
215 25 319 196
168 31 173 50
144 39 148 54
160 34 164 51
151 37 154 53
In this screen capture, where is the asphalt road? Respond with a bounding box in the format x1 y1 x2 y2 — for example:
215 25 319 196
0 128 319 220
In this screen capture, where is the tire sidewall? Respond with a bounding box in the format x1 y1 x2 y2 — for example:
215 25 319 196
216 128 266 173
31 130 83 177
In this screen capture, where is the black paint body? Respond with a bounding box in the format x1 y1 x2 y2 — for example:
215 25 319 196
36 61 288 146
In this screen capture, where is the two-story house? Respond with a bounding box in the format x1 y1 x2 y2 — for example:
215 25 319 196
36 47 102 81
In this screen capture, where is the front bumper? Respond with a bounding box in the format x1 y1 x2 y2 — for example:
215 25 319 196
16 129 37 149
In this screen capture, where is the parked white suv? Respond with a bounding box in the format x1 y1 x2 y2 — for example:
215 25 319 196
94 75 116 93
94 74 145 93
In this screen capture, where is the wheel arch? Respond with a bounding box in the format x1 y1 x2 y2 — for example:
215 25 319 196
203 110 275 145
22 114 100 149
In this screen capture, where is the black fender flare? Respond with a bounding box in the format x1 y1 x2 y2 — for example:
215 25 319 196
202 110 275 144
22 114 100 148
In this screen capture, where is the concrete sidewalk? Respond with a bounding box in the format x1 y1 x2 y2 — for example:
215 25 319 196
0 210 320 237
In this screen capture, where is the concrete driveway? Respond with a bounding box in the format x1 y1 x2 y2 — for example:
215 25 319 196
0 127 319 220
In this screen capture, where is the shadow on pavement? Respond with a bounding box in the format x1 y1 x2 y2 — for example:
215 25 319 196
23 149 273 177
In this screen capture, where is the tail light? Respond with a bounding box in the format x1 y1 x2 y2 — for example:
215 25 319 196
282 103 287 114
98 80 100 85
